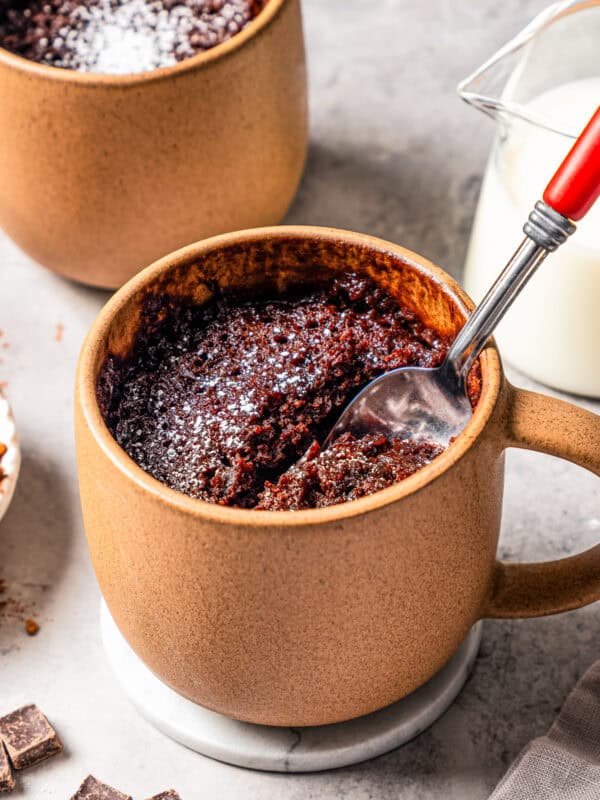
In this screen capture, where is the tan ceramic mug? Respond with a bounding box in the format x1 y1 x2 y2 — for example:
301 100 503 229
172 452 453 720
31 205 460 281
0 0 307 289
75 227 600 727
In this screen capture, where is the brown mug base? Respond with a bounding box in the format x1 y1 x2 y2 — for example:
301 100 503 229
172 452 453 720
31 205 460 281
100 601 482 772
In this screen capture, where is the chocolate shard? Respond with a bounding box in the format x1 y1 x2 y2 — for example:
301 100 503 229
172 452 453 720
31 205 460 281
146 792 183 800
70 775 133 800
0 742 15 793
0 705 62 770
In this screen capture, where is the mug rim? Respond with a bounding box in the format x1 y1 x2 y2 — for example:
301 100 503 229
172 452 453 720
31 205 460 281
76 225 503 528
0 0 286 85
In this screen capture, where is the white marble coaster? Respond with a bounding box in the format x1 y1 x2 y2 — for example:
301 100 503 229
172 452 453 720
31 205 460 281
101 602 481 772
0 391 20 525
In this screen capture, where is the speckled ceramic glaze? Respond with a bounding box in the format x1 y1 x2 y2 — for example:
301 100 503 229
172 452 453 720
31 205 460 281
0 0 307 289
75 227 600 727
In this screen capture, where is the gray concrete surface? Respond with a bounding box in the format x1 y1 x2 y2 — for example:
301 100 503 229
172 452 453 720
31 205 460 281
1 1 599 797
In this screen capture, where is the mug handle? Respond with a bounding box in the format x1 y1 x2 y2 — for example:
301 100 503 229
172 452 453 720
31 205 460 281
483 384 600 619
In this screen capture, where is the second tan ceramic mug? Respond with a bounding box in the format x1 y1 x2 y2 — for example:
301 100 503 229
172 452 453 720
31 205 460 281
0 0 307 289
75 227 600 727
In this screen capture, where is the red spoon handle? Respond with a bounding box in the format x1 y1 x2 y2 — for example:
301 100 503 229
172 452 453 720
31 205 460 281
543 105 600 221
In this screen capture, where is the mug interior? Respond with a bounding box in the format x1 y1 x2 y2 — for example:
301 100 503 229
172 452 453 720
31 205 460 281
102 233 472 358
82 227 502 521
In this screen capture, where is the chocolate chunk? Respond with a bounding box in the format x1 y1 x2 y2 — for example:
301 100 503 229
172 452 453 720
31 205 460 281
0 743 15 793
0 705 62 770
146 792 182 800
71 775 132 800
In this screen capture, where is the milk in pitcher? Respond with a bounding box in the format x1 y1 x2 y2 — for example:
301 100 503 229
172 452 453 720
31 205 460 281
463 77 600 396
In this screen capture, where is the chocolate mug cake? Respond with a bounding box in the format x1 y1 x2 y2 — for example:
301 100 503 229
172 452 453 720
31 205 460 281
0 0 267 73
97 273 480 510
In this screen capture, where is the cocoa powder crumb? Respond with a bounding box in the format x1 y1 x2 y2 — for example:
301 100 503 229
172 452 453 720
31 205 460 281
0 596 26 619
0 576 41 636
0 442 6 482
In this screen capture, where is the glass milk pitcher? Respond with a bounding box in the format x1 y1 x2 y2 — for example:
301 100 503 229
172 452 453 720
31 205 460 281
459 1 600 396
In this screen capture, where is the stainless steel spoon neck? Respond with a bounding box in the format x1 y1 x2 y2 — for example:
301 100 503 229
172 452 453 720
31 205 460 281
524 201 577 251
446 200 576 382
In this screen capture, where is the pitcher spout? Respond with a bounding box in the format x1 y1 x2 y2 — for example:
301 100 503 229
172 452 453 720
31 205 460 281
457 0 596 139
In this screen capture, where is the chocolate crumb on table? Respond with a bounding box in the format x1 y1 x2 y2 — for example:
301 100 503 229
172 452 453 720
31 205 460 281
0 442 6 482
0 592 35 633
0 704 62 770
0 742 15 793
24 618 40 636
71 775 133 800
0 576 41 634
146 791 183 800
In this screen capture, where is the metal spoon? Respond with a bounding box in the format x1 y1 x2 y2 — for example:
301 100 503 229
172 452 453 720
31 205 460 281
326 106 600 449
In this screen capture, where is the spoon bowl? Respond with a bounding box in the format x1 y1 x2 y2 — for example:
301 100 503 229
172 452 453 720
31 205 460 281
326 365 472 449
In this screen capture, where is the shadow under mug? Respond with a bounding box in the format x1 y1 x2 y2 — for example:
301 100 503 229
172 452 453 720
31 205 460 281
0 0 307 289
75 227 600 727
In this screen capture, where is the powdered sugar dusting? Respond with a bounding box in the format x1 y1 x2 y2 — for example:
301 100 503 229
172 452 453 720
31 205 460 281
65 0 196 72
